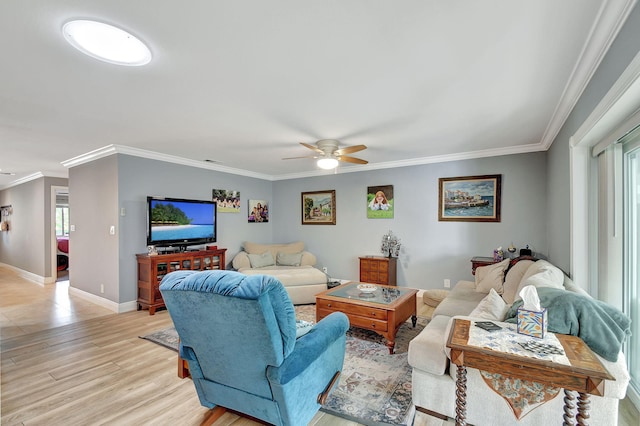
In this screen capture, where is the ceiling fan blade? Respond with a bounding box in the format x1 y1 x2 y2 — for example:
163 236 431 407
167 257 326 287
334 144 367 155
300 142 324 154
282 155 318 160
337 155 368 165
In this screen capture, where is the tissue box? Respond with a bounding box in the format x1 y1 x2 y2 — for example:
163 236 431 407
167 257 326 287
516 307 548 339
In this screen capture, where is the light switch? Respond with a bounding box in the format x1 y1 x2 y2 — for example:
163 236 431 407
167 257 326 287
109 225 115 235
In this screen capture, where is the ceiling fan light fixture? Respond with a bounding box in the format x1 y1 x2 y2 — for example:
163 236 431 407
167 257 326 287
317 157 339 170
62 20 152 66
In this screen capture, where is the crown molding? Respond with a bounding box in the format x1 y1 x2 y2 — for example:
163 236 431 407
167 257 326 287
571 48 640 150
61 144 273 181
540 0 638 149
60 141 547 183
273 143 545 180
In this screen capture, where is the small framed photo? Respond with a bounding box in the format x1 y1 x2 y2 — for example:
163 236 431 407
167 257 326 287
212 189 240 213
301 190 336 225
367 185 393 219
438 175 501 222
248 199 269 223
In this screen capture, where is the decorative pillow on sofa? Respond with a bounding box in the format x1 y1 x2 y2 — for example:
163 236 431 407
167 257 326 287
247 251 276 268
475 259 510 294
513 260 564 302
276 251 303 267
502 260 535 304
469 288 509 321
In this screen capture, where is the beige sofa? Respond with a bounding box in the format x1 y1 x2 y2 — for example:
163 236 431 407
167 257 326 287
231 241 327 304
408 257 630 425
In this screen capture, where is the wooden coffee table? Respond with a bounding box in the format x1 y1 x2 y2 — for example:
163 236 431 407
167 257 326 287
316 282 417 354
446 318 614 426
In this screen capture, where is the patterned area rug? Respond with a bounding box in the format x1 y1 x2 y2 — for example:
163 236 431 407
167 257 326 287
141 304 427 426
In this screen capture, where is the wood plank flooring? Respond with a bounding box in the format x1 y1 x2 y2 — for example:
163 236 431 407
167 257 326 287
1 266 638 425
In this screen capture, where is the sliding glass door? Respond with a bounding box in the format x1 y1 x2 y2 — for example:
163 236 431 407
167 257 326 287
624 136 640 395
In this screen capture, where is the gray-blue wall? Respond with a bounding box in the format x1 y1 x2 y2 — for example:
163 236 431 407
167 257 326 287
273 153 547 287
546 4 640 274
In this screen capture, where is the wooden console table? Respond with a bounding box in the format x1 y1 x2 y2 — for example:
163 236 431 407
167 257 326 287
446 319 613 426
137 248 226 315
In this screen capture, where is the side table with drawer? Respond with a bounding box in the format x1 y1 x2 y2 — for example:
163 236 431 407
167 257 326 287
359 256 397 285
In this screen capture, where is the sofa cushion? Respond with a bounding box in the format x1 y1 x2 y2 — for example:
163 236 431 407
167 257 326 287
248 251 276 268
514 260 564 302
277 251 303 266
469 288 509 321
475 259 509 294
244 241 305 260
433 281 486 318
502 260 534 304
408 315 451 375
239 265 326 287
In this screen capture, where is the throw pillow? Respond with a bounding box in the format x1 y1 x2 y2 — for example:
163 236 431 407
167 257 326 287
296 320 314 338
514 260 564 302
247 251 276 268
502 260 535 304
469 288 510 321
475 259 510 294
276 251 303 266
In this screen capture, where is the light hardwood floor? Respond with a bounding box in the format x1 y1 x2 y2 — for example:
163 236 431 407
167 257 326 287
1 267 638 425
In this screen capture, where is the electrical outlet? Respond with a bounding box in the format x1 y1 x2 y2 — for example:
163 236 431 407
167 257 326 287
322 267 328 274
444 279 451 288
100 284 104 294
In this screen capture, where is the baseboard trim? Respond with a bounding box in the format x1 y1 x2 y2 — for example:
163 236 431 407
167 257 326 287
627 384 640 413
68 286 138 313
0 263 55 285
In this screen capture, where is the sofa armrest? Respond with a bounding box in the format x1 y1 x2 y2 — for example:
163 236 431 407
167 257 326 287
408 315 451 375
300 251 317 266
232 251 251 270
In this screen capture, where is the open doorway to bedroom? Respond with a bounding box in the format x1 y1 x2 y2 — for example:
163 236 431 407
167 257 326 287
52 186 69 281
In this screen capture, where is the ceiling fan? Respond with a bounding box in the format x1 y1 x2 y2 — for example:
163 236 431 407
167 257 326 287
283 139 368 169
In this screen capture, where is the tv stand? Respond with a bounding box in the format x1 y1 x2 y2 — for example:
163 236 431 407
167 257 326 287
136 248 227 315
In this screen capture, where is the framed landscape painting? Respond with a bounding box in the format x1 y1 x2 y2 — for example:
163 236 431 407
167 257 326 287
438 174 501 222
301 190 336 225
367 185 394 219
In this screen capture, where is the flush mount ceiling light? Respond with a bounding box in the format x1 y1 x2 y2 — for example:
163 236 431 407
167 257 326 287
317 157 339 170
62 20 152 66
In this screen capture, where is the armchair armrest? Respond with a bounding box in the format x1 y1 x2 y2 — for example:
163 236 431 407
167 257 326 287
267 312 349 384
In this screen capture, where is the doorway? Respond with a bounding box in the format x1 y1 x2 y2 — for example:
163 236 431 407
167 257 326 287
51 186 69 281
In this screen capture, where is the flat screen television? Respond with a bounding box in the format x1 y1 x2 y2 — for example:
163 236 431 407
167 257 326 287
146 196 216 249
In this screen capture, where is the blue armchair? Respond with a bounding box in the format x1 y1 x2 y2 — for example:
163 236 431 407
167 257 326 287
159 270 349 426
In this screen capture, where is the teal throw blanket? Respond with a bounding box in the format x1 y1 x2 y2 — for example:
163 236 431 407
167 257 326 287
505 287 631 362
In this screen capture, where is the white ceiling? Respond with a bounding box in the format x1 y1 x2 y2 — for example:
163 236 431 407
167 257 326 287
0 1 636 187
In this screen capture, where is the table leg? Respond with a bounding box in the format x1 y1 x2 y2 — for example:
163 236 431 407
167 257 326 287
576 393 590 425
563 389 576 425
455 364 467 426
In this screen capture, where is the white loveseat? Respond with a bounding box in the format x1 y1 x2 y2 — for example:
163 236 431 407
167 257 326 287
408 257 630 425
231 241 327 304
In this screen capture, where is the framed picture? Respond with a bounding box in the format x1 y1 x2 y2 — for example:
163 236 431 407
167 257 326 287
248 199 269 223
301 190 336 225
212 189 240 213
367 185 394 219
438 174 501 222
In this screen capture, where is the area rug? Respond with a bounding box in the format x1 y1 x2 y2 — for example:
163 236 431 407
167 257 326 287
140 304 427 426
